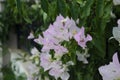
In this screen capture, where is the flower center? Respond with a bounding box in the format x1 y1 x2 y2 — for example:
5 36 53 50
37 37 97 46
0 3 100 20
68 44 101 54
61 19 67 26
72 30 77 35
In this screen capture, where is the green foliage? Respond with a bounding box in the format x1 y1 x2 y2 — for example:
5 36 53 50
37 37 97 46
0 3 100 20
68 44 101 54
1 0 120 80
80 0 94 18
2 67 26 80
41 0 49 13
2 67 16 80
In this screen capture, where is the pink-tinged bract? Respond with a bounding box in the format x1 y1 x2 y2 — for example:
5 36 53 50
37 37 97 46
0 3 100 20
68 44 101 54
40 52 53 71
98 53 120 80
74 27 92 49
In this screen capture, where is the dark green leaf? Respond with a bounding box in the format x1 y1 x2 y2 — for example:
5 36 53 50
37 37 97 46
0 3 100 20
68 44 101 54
81 0 94 18
57 0 67 16
96 0 104 17
41 0 49 13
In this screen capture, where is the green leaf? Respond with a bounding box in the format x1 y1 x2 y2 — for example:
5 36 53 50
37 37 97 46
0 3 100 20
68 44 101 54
81 0 94 18
16 0 22 13
48 1 57 21
92 37 106 58
103 1 112 20
23 17 32 24
2 67 16 80
57 0 67 16
43 12 48 23
95 1 112 33
69 2 80 19
76 0 84 4
96 0 104 17
41 0 49 13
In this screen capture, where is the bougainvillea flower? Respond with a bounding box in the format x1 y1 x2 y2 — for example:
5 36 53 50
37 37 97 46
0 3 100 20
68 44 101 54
49 60 63 78
54 45 68 58
49 68 70 80
34 35 44 45
64 18 80 38
41 39 56 52
40 52 53 71
28 32 34 39
57 16 80 39
43 29 60 44
98 53 120 80
34 34 56 52
31 47 40 55
30 47 40 63
50 21 70 42
74 27 92 49
112 19 120 44
49 61 70 80
76 49 90 64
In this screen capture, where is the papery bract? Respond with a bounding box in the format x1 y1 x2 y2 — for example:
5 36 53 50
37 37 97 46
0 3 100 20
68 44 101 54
34 34 57 52
34 35 44 45
40 52 53 71
65 18 80 38
54 45 68 58
74 27 92 49
49 61 63 79
112 19 120 44
98 53 120 80
41 39 56 52
28 32 34 39
76 49 90 64
48 19 70 42
49 61 70 80
31 47 40 55
30 47 40 64
43 29 60 44
49 68 70 80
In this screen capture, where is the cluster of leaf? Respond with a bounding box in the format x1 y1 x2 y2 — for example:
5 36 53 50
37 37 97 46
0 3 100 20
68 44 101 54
0 0 43 46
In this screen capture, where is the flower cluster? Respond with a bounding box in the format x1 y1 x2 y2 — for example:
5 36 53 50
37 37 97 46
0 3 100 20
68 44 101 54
28 14 92 80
